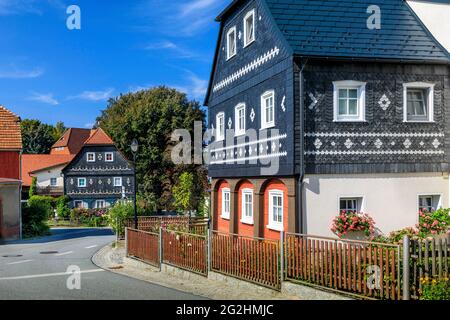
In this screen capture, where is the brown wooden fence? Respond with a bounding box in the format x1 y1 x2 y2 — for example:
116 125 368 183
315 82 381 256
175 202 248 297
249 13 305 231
211 231 281 290
285 233 402 300
162 229 208 276
124 216 208 235
126 228 160 267
409 235 450 299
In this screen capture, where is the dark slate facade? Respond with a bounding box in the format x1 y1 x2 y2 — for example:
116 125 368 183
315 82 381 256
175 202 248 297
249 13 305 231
206 0 450 179
62 145 135 209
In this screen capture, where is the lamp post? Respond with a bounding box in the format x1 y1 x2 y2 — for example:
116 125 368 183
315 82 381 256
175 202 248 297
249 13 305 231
130 138 139 230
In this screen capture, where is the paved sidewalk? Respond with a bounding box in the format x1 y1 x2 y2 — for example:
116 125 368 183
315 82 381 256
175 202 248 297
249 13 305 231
92 241 300 300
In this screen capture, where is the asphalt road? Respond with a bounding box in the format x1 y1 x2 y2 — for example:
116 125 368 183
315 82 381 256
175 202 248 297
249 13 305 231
0 228 203 300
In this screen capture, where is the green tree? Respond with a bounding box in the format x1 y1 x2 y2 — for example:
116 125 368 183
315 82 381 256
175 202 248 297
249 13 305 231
29 176 37 198
21 119 61 154
96 86 207 212
52 121 66 141
173 172 194 214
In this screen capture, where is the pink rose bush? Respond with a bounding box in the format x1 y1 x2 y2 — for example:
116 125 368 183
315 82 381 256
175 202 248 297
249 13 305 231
331 211 376 238
417 208 450 238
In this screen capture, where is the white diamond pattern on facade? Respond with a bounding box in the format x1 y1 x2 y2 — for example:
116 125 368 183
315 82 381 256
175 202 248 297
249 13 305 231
403 139 412 149
378 94 391 111
250 108 255 122
433 139 441 149
228 117 232 129
314 138 323 149
374 139 383 149
344 139 353 149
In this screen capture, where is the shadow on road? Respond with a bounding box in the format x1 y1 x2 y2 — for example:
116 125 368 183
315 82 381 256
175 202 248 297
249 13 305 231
2 228 115 245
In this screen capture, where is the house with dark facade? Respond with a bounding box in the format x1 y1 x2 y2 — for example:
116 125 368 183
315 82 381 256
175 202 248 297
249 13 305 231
205 0 450 239
62 128 135 209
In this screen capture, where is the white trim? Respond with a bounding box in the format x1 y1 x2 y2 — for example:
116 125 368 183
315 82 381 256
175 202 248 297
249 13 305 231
403 82 435 123
74 200 88 209
333 80 366 122
86 152 96 162
305 150 444 156
95 199 106 209
113 177 122 187
267 190 284 231
305 132 444 138
234 103 246 136
261 90 275 129
243 9 256 47
105 152 114 162
210 151 287 165
221 188 231 220
216 112 225 141
50 177 57 187
77 177 87 188
226 26 237 60
209 133 287 153
240 188 254 225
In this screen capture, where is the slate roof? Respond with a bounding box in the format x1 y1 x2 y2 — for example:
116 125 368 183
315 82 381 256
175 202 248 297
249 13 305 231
51 128 92 155
0 106 22 150
217 0 450 62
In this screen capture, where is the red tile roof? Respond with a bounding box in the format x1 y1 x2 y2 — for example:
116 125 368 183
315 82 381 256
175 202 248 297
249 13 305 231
0 105 22 150
84 128 115 146
21 154 74 186
51 128 92 155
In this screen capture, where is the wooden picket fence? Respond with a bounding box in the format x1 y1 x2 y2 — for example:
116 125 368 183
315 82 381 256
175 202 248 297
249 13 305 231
125 216 208 235
409 235 450 299
162 229 208 276
126 228 160 267
211 231 281 290
284 233 402 300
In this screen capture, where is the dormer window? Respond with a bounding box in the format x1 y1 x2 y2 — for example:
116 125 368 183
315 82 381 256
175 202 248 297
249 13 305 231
227 26 237 60
235 103 246 136
216 112 225 141
105 152 114 162
333 81 366 122
87 152 96 162
244 9 255 47
403 82 434 122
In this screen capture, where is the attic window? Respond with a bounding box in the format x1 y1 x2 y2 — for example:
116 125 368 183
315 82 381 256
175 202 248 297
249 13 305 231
403 82 434 122
244 9 255 47
227 26 237 60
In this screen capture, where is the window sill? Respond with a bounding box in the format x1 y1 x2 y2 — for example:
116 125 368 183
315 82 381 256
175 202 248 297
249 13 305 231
243 39 255 49
221 215 230 220
403 120 435 123
333 119 367 123
226 53 236 61
260 124 275 130
240 219 254 225
266 224 283 232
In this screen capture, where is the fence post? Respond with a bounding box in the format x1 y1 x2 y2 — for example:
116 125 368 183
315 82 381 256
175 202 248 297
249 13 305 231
125 227 128 257
158 227 163 271
402 235 410 300
207 228 212 272
280 231 285 281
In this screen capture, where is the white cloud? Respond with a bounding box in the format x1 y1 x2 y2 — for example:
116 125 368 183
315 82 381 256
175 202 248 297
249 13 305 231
179 0 216 17
0 67 44 79
68 88 114 101
28 92 59 105
0 0 66 15
144 40 201 59
173 71 207 100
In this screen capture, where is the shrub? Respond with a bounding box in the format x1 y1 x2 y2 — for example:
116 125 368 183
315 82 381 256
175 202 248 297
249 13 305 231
55 195 71 218
29 177 37 198
28 196 55 219
418 208 450 238
107 202 135 234
331 211 376 238
70 208 108 227
388 227 420 244
22 201 51 238
420 277 450 300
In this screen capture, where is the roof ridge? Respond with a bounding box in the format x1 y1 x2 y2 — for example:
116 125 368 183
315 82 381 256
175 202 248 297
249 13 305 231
0 105 21 121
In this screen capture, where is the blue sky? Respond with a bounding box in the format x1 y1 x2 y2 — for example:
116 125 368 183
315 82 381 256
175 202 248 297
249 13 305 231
0 0 229 128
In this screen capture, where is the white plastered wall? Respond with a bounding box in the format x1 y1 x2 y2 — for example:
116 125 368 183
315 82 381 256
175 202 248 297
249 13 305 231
35 165 65 187
303 172 449 237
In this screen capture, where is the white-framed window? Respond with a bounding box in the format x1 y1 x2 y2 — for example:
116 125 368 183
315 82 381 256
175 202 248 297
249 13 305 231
418 194 441 212
227 26 237 60
74 200 87 209
221 188 231 219
241 188 253 224
87 152 96 162
268 190 283 231
78 178 87 188
114 177 122 187
95 200 106 209
338 196 364 213
105 152 114 162
243 9 255 47
333 80 366 122
403 82 435 122
234 103 246 136
216 112 225 141
261 90 275 129
50 178 57 186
